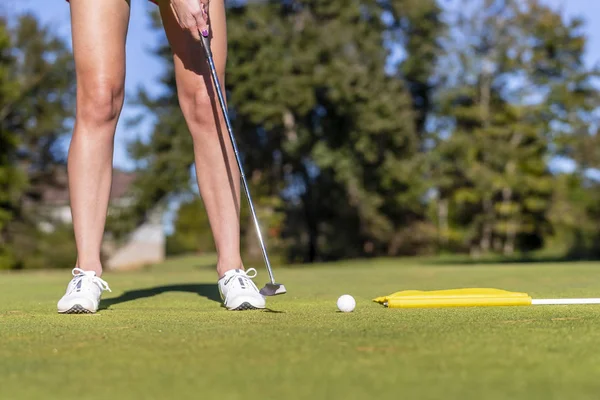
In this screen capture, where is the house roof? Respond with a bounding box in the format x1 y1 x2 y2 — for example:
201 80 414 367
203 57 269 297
42 169 137 206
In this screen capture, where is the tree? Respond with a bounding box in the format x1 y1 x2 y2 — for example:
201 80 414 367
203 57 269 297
431 0 598 256
130 0 600 262
0 14 76 269
524 1 600 256
131 1 442 263
0 18 26 268
384 0 444 140
226 0 440 260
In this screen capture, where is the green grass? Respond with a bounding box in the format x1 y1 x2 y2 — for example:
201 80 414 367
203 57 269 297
2 256 600 399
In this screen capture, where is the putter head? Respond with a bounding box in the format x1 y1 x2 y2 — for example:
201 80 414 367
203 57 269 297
260 283 287 296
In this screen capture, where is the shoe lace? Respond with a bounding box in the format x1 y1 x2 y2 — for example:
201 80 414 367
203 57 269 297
239 268 260 292
223 268 260 299
72 267 112 292
244 268 258 278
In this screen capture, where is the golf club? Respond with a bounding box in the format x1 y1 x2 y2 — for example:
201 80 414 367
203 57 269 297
200 34 286 296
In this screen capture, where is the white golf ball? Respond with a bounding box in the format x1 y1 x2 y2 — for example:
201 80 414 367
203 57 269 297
337 294 356 312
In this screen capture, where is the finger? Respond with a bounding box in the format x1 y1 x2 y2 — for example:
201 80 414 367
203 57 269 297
197 3 210 37
196 19 209 38
197 21 209 38
187 19 202 41
201 1 209 17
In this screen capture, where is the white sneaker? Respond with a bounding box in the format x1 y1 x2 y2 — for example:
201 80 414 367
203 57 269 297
218 268 266 311
57 268 111 314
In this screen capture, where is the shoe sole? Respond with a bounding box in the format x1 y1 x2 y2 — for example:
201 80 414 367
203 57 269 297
58 304 94 314
231 302 262 311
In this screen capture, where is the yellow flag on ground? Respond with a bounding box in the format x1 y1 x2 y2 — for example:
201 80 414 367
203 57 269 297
373 288 533 308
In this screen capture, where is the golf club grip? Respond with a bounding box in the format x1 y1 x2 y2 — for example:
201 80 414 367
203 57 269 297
199 33 276 284
201 35 212 59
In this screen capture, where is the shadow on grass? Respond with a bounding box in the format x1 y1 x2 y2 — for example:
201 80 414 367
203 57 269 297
99 284 286 313
99 284 221 310
262 308 285 313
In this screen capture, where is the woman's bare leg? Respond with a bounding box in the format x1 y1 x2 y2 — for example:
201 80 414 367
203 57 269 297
159 1 241 278
68 0 130 276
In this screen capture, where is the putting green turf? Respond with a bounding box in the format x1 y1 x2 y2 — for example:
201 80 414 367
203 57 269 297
2 256 600 400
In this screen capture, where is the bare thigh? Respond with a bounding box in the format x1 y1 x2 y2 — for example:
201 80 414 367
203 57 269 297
70 0 130 124
159 0 227 118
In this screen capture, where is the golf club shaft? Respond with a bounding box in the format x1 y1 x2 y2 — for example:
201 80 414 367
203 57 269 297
200 35 276 285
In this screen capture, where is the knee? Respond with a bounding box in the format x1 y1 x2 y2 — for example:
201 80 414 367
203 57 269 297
76 80 124 127
178 87 218 133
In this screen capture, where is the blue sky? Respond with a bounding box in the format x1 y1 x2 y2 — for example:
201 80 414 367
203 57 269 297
2 0 163 170
2 0 600 170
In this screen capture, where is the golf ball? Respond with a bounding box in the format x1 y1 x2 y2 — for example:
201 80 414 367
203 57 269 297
337 294 356 312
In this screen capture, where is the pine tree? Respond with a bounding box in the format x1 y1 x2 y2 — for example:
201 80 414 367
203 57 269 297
431 0 598 256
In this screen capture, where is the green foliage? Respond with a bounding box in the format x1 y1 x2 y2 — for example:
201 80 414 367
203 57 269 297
4 2 600 270
386 0 444 137
0 14 76 269
0 18 26 268
3 223 77 270
166 198 215 256
128 0 600 263
226 0 440 260
129 1 443 262
430 0 598 256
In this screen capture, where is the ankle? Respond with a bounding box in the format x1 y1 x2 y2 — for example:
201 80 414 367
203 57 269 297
217 260 244 279
75 264 103 277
